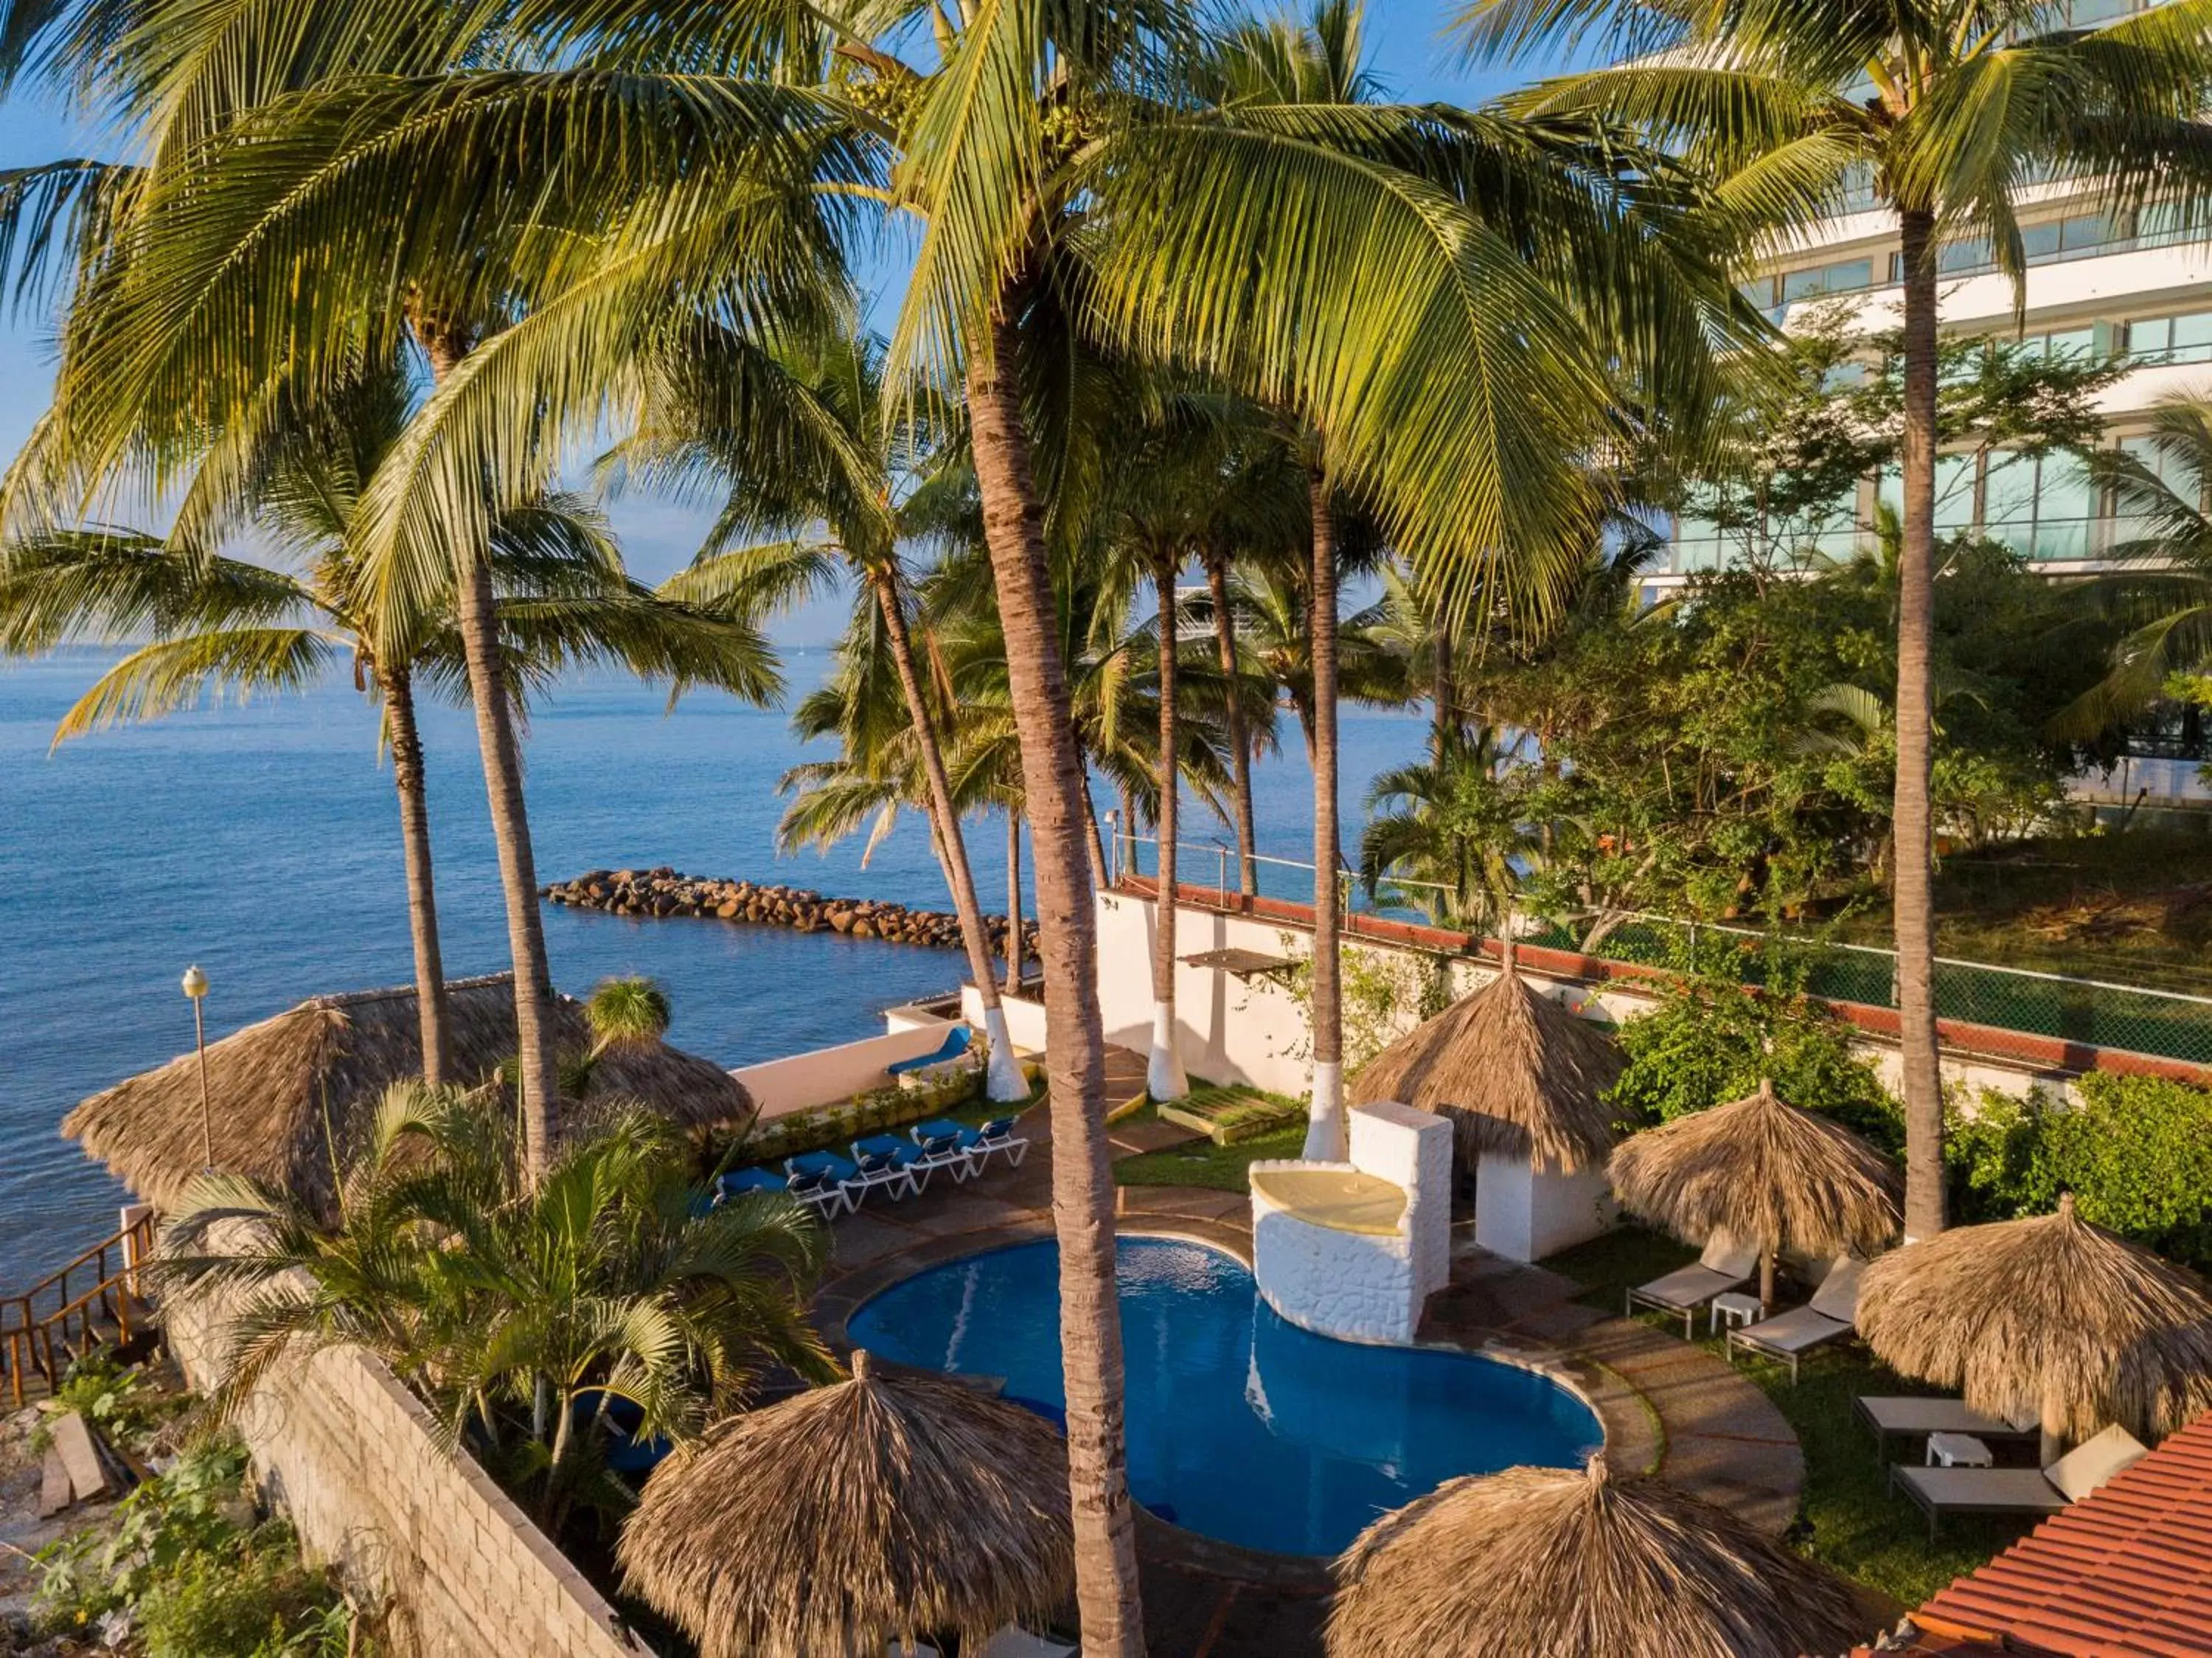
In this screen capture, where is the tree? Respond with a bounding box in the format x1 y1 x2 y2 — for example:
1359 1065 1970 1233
617 327 1031 1102
158 1083 832 1532
1462 0 2212 1240
0 361 776 1088
1359 727 1545 933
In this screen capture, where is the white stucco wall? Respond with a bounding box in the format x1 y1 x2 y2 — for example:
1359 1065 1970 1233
1093 889 2073 1106
1475 1154 1618 1265
731 1020 962 1119
959 983 1048 1053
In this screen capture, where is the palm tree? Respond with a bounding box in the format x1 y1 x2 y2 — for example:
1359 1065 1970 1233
0 362 776 1089
20 2 1741 1640
616 328 1032 1103
158 1082 833 1530
1461 0 2212 1239
1359 727 1545 933
2056 398 2212 740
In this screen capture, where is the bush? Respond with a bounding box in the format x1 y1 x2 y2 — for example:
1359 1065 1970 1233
730 1060 985 1168
35 1434 369 1655
1947 1075 2212 1268
1610 969 1902 1151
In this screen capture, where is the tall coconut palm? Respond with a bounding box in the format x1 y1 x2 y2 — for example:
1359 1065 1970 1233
611 327 1032 1102
0 362 777 1088
1461 0 2212 1238
24 4 1742 1643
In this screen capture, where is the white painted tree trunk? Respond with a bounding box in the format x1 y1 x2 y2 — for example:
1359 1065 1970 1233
1302 1060 1346 1161
982 1004 1028 1103
1146 1000 1187 1101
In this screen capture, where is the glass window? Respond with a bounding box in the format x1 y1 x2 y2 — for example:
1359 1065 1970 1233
1939 238 1993 273
2060 212 2115 252
1984 451 2037 530
2172 312 2212 361
2020 221 2063 260
2069 0 2133 21
2042 325 2098 359
1935 455 1977 531
1781 258 1873 302
2034 454 2096 560
1822 361 1868 390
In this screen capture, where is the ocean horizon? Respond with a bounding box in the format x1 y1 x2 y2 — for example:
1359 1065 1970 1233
0 647 1425 1286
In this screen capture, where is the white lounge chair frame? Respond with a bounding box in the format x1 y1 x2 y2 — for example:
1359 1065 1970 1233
970 1119 1030 1170
1626 1235 1762 1338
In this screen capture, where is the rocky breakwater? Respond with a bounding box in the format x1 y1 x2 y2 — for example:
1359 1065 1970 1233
543 867 1041 957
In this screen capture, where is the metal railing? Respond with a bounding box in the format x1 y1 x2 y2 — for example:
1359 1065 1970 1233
1112 832 2212 1069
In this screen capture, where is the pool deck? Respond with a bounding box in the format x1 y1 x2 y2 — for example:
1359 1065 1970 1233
809 1097 1804 1658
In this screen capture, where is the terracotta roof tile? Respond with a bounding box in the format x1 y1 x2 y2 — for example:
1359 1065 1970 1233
1899 1412 2212 1657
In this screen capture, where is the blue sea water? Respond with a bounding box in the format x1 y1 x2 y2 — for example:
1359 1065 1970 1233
846 1237 1604 1555
0 649 1425 1287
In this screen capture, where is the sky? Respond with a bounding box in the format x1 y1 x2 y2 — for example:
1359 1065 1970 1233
0 4 1545 644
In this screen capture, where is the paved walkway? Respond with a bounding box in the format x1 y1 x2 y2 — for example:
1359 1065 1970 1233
810 1100 1804 1657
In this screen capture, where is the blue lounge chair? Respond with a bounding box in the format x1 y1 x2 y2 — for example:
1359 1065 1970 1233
715 1168 790 1202
906 1125 976 1184
788 1150 860 1184
968 1115 1029 1170
886 1024 972 1078
845 1142 921 1203
785 1165 852 1219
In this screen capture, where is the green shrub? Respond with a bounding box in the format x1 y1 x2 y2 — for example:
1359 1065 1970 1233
1610 969 1901 1151
35 1435 368 1654
1947 1075 2212 1268
730 1058 984 1168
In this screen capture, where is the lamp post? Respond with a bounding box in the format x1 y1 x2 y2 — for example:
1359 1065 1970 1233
182 965 212 1170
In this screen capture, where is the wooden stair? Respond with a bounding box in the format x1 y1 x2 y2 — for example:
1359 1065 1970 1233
1 1215 156 1407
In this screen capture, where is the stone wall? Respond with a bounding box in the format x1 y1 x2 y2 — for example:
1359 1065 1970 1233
163 1227 653 1658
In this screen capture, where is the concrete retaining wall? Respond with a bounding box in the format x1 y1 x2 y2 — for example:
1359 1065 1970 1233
163 1221 653 1658
731 1019 964 1119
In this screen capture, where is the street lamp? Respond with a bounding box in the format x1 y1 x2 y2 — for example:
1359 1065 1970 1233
182 965 212 1170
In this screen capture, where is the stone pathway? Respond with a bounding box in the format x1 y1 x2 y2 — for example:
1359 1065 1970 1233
809 1100 1806 1657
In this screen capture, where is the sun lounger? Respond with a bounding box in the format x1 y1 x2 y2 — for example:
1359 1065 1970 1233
1889 1423 2149 1540
715 1168 790 1202
846 1140 923 1202
1727 1257 1865 1383
968 1115 1029 1170
785 1165 852 1219
886 1024 973 1078
1854 1396 2041 1463
1626 1235 1762 1338
906 1123 978 1183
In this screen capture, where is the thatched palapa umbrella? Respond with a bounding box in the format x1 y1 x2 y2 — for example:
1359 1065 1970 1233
63 973 755 1215
1326 1454 1869 1658
1858 1192 2212 1464
618 1350 1074 1658
1609 1079 1901 1310
1348 946 1624 1176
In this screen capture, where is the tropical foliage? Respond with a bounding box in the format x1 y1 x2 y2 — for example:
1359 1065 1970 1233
155 1084 831 1533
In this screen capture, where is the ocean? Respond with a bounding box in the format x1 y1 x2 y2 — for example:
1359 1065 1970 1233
0 648 1425 1288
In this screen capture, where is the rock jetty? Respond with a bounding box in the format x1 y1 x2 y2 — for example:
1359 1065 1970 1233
542 867 1040 957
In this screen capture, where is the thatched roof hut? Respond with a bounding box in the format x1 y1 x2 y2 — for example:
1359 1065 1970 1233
617 1350 1073 1658
1609 1079 1902 1308
1858 1192 2212 1462
1348 955 1624 1173
1326 1454 1869 1658
63 973 754 1214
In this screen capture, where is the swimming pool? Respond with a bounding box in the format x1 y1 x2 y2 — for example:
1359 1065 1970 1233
844 1236 1604 1556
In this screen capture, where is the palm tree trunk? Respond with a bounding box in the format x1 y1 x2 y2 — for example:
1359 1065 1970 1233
1303 470 1347 1162
871 568 1029 1102
1204 549 1259 898
420 323 560 1185
1430 611 1457 763
966 305 1146 1657
1080 766 1110 887
1149 552 1188 1101
381 665 450 1088
1006 811 1024 993
1894 206 1947 1242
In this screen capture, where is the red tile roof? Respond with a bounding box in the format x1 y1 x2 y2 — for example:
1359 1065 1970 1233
1873 1412 2212 1657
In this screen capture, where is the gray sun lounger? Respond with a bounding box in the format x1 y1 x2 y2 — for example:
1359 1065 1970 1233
1727 1258 1864 1383
1855 1396 2040 1464
1889 1423 2149 1541
1626 1235 1762 1339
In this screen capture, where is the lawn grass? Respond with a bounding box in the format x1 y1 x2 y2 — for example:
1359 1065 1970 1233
1109 1101 1308 1191
1546 1224 2031 1609
1829 828 2212 993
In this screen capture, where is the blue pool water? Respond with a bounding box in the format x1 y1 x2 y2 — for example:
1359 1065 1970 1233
845 1238 1604 1556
